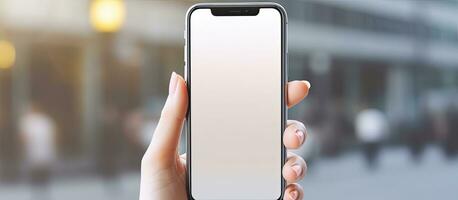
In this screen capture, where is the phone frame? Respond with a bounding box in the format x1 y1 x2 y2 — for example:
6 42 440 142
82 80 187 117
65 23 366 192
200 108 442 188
185 3 288 199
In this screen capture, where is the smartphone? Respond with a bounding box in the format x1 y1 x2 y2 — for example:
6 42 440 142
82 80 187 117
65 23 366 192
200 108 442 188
185 3 287 199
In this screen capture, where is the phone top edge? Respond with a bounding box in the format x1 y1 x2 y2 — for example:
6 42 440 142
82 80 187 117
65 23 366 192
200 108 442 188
185 2 288 31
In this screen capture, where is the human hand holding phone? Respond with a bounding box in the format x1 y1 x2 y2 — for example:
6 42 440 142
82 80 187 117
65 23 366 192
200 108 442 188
140 72 311 200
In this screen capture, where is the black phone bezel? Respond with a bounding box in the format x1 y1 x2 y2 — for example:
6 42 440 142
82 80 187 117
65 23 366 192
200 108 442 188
185 3 288 200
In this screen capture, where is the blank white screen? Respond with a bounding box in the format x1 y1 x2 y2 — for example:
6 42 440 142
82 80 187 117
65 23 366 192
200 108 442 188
190 8 282 200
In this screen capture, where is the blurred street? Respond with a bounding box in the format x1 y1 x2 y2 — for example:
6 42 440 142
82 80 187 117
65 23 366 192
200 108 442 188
301 145 458 200
1 145 456 200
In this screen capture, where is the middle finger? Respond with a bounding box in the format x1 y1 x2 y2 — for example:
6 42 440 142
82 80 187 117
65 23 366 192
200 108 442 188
283 120 307 149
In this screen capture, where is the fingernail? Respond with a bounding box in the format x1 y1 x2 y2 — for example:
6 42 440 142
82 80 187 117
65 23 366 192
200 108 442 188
303 81 311 89
295 129 305 144
169 72 178 95
291 164 302 177
289 190 299 200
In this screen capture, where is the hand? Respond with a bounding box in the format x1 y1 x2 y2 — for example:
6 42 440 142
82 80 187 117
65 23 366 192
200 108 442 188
140 72 311 200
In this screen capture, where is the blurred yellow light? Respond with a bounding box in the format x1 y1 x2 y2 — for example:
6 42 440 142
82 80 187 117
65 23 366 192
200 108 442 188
0 40 16 69
90 0 125 33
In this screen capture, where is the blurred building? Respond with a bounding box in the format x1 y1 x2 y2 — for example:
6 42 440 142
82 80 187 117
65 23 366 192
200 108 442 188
0 0 192 178
283 0 458 154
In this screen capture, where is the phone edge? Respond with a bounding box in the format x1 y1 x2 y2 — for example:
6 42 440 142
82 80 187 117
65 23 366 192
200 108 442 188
185 3 288 199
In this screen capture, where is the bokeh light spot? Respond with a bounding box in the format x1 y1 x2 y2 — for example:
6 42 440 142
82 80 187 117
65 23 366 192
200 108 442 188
0 40 16 69
90 0 125 33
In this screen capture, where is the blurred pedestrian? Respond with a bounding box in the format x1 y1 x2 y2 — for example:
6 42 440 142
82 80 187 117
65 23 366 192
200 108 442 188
444 104 458 158
123 109 145 169
97 103 123 196
406 107 433 163
19 103 56 200
140 116 158 148
355 108 388 170
123 109 160 170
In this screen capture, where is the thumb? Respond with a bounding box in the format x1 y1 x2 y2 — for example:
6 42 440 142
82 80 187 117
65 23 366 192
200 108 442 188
144 72 188 168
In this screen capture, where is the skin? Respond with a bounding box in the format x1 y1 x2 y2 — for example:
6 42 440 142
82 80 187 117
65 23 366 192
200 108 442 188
140 72 311 200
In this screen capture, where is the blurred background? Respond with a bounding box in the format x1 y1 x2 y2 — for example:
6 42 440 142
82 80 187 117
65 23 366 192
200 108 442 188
0 0 457 199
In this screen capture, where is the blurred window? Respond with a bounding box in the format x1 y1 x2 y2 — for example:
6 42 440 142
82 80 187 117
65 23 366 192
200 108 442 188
287 0 458 44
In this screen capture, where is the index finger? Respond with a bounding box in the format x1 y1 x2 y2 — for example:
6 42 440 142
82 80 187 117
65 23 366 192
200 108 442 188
287 80 311 108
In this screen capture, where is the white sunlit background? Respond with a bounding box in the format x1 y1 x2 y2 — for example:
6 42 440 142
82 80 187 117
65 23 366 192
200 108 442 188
1 0 458 200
